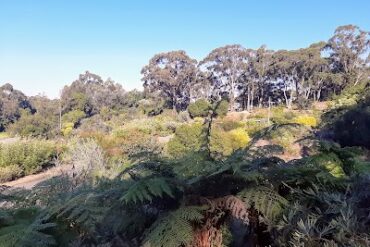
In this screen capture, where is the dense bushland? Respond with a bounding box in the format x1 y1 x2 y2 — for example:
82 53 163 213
0 24 369 247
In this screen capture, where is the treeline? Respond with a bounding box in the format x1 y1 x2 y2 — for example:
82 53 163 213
0 25 369 136
143 25 370 111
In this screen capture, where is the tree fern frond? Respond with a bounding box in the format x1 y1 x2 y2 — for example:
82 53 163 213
50 192 105 235
238 186 288 222
0 213 56 247
121 177 177 204
144 206 205 247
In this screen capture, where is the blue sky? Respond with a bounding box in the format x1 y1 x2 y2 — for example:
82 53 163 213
0 0 369 98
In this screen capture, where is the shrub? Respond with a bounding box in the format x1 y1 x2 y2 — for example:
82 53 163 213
214 100 229 118
177 111 191 123
244 120 269 136
0 165 23 182
271 107 297 124
0 139 57 180
167 123 206 158
210 128 234 158
62 110 86 126
187 99 211 118
210 127 250 158
62 122 74 136
218 119 245 131
229 128 250 149
8 112 57 138
293 115 318 127
63 139 107 181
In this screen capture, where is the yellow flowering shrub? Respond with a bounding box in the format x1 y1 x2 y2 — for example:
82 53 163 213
210 127 250 158
62 122 74 136
293 115 318 127
229 128 250 150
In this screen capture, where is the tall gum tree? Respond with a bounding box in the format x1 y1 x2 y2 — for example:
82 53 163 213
199 45 249 111
327 25 370 86
141 51 197 111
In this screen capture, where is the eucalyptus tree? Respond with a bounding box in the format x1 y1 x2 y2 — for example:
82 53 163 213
141 50 197 111
248 46 274 109
0 83 33 131
199 45 249 111
61 71 126 115
327 25 370 86
295 42 329 101
270 50 299 108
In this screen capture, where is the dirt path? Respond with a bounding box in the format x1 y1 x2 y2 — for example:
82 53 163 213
0 137 20 144
1 164 73 190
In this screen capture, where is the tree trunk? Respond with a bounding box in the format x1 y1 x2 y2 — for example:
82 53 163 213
247 85 251 112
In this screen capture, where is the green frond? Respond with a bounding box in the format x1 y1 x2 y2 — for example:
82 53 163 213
144 206 205 247
238 186 288 222
50 192 105 234
121 177 177 204
0 213 56 247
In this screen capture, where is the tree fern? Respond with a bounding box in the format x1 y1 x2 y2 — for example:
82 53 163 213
50 192 106 235
120 177 177 204
143 206 205 247
238 186 288 222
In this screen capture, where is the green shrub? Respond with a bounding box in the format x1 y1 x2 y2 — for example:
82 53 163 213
271 107 297 124
8 112 57 138
167 123 206 158
0 165 23 182
62 122 74 136
0 139 57 180
218 119 245 131
214 100 229 118
187 99 211 118
62 110 86 126
244 120 268 136
210 128 233 158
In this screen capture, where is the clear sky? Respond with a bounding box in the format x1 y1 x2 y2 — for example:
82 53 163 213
0 0 369 98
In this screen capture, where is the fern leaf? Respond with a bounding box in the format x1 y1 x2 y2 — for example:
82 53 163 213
121 177 176 204
144 206 205 247
0 214 56 247
238 186 288 222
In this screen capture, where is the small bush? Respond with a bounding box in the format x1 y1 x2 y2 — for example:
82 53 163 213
210 127 250 158
214 100 229 118
229 128 250 149
244 120 269 136
62 110 86 126
187 99 211 118
293 115 318 127
0 165 23 182
8 112 57 138
167 123 206 158
62 122 74 136
63 139 108 181
271 107 297 124
218 119 245 131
